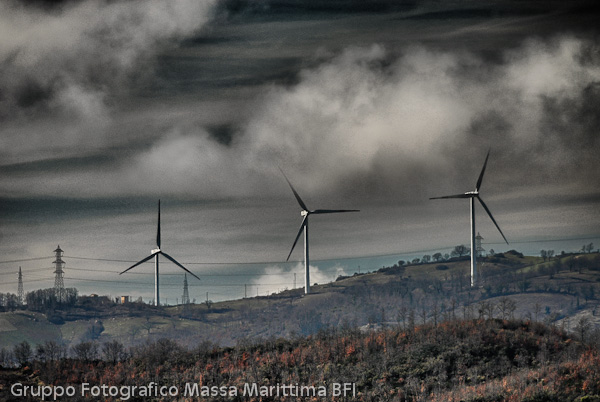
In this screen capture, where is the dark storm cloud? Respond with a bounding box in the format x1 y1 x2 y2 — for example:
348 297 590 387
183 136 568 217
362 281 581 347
220 0 417 14
0 153 120 175
2 33 600 202
1 0 600 205
219 0 600 23
0 0 218 160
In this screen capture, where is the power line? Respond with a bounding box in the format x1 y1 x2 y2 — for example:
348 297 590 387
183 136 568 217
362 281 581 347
60 237 598 264
65 266 308 277
0 256 53 264
0 238 589 267
62 276 293 288
20 278 53 284
5 262 346 278
483 236 600 246
0 267 56 277
3 265 311 277
62 255 302 266
0 234 597 272
0 268 55 277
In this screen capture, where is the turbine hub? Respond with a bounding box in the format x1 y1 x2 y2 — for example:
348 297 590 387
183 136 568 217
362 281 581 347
301 210 309 217
151 248 161 254
466 191 478 196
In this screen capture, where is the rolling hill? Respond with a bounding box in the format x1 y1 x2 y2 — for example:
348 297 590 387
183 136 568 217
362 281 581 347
1 251 599 352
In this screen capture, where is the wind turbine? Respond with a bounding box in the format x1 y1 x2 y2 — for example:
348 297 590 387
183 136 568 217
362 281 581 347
120 200 200 306
280 169 358 294
430 150 508 287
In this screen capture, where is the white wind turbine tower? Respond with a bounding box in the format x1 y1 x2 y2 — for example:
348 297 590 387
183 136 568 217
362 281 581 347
430 150 508 287
280 169 359 294
120 200 200 306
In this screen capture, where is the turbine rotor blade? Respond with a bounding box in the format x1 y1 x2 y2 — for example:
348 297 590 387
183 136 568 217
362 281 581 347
279 167 309 211
119 253 156 275
157 199 161 248
476 150 491 192
160 251 201 281
430 193 472 200
311 209 359 214
286 215 308 261
477 196 509 245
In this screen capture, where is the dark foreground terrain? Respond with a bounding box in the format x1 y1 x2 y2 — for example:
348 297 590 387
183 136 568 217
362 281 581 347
1 318 600 401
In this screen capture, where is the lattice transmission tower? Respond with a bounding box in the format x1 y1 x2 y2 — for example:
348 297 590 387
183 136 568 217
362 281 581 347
53 245 66 303
181 274 190 305
17 267 24 305
475 232 486 257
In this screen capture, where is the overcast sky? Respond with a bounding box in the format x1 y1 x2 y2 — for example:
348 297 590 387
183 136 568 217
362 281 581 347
1 0 599 303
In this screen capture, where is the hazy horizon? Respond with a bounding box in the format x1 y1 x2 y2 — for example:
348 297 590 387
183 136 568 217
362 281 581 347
1 0 599 303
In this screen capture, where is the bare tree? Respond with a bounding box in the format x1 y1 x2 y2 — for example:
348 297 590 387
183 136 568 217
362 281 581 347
0 348 13 368
72 341 99 362
397 305 408 331
419 304 428 325
452 245 469 258
13 341 31 367
448 298 458 320
462 302 474 320
566 256 576 271
431 299 440 326
477 301 487 319
407 307 415 332
575 316 592 343
485 302 496 319
102 340 127 363
497 297 517 320
550 259 563 278
142 317 158 335
128 326 140 344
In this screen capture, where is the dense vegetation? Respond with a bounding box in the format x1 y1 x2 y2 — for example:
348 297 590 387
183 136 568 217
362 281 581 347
2 319 600 401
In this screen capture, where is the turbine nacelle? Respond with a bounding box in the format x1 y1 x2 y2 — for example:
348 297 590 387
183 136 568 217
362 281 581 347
430 150 508 287
430 151 507 244
279 168 359 294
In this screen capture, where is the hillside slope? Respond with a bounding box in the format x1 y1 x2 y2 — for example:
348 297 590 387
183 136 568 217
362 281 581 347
1 252 599 351
1 319 600 401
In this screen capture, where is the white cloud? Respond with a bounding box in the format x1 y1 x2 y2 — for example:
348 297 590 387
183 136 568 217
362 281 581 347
2 34 600 201
236 36 600 198
504 37 598 100
250 263 348 296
